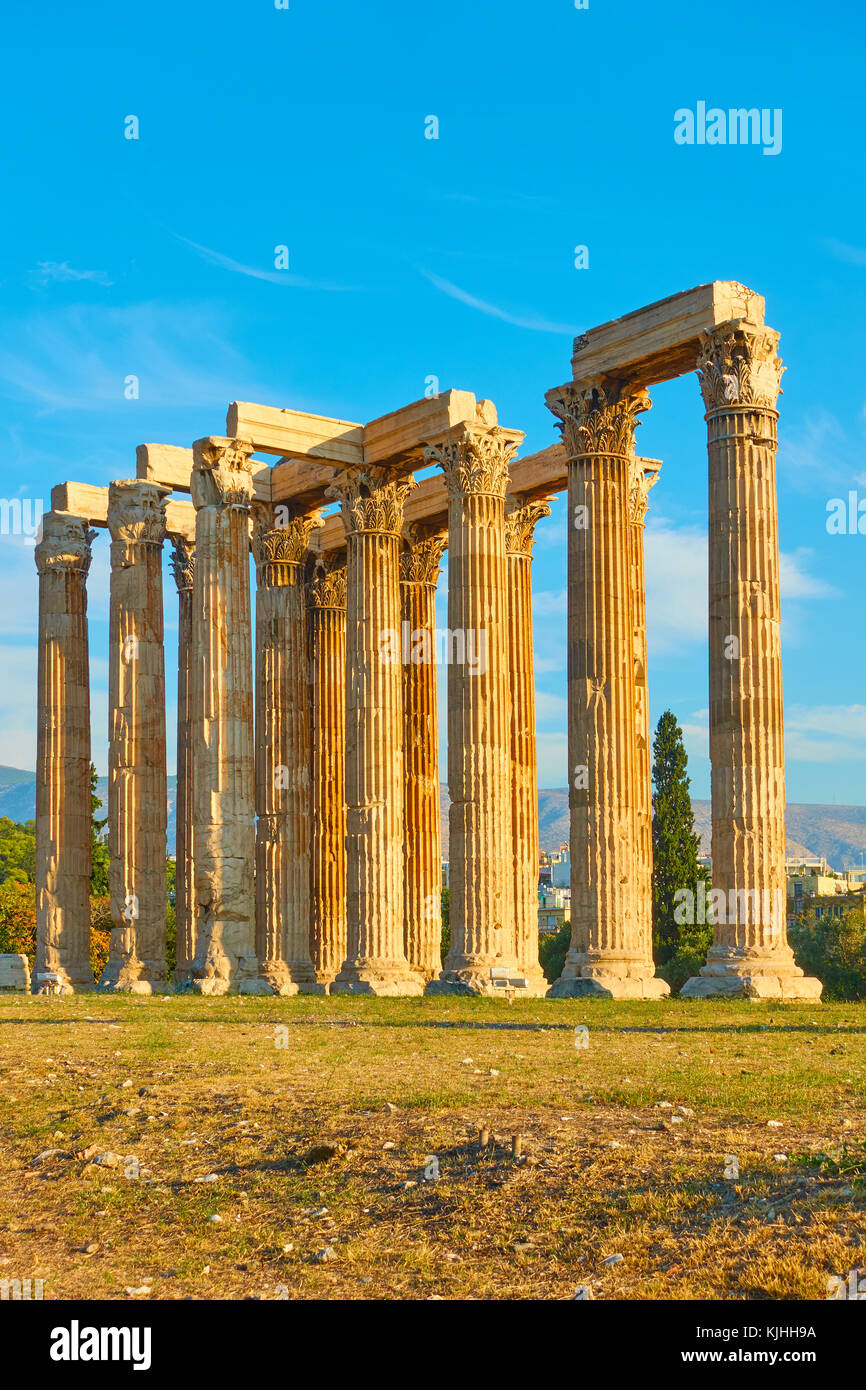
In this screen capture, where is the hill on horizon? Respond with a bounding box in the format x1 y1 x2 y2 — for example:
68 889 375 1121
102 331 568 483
4 767 866 871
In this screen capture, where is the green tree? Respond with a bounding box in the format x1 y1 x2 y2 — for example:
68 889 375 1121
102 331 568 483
0 817 36 884
90 763 109 896
789 909 866 1001
440 887 450 965
651 710 710 971
539 919 571 983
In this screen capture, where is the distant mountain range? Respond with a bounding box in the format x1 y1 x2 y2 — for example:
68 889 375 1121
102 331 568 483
4 766 866 871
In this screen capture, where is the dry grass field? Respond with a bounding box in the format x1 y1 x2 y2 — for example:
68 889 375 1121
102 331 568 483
0 994 863 1301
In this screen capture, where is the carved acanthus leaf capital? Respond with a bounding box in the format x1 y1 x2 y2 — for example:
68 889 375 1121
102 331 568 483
326 468 415 536
628 459 662 526
696 323 784 413
35 513 97 576
252 502 323 572
107 480 168 548
424 425 520 500
400 524 447 584
307 555 347 609
547 382 651 461
169 537 195 594
191 436 255 510
504 497 552 555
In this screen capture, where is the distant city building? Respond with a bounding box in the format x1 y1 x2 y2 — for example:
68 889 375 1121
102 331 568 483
538 887 569 935
442 861 449 890
786 856 865 924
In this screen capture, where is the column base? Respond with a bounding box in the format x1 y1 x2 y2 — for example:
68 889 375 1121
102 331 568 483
187 947 271 996
31 968 95 996
681 947 822 1001
425 962 541 998
330 957 425 997
97 961 173 995
546 955 670 1000
259 960 327 996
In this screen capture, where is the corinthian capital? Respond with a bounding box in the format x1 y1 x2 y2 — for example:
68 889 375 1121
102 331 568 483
504 497 552 556
628 458 662 526
424 425 520 500
547 381 651 461
169 537 195 594
107 480 168 548
252 502 323 574
400 524 447 585
696 322 784 413
326 467 415 537
307 554 347 609
35 512 97 576
191 436 255 510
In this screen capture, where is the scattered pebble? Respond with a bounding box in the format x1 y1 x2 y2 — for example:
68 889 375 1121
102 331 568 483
313 1247 336 1264
602 1253 624 1267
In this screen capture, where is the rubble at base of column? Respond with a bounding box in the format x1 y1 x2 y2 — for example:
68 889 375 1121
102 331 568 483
681 947 823 1001
548 961 670 1000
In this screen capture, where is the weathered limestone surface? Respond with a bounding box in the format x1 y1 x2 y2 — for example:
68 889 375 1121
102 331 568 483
425 421 524 996
307 556 348 986
328 469 424 995
629 459 662 976
547 384 668 999
253 504 324 994
189 438 266 995
0 954 31 991
100 481 170 993
33 513 96 994
170 537 196 986
505 497 552 996
400 525 447 981
683 324 821 1000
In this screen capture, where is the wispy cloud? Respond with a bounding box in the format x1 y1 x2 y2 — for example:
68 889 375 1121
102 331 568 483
172 233 356 292
822 237 866 268
418 268 579 335
34 261 113 287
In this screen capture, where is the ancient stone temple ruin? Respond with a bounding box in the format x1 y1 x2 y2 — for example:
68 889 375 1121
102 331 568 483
32 282 822 1001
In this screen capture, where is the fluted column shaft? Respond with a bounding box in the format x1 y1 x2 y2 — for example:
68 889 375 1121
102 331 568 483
253 506 323 994
425 425 520 995
100 481 169 992
629 461 660 968
683 322 820 999
33 513 96 993
505 498 551 995
329 470 423 995
400 528 446 981
189 437 264 995
170 538 195 985
547 383 668 999
307 557 348 986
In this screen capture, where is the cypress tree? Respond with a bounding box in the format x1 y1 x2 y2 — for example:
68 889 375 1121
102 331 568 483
651 711 708 963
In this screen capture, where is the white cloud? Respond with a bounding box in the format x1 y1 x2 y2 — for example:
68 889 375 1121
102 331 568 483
172 233 356 292
418 268 579 335
35 261 113 287
779 548 839 599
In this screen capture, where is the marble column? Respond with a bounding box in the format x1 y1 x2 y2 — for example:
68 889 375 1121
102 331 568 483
425 425 521 995
100 480 170 993
189 437 266 994
400 524 446 982
683 322 821 999
307 554 348 987
170 537 195 987
547 382 668 998
328 468 424 995
253 504 324 994
628 459 661 978
505 496 551 996
33 512 97 994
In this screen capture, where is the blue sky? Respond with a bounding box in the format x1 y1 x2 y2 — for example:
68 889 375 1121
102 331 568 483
1 0 865 802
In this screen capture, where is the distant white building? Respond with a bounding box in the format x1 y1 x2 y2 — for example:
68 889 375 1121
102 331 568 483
550 848 570 889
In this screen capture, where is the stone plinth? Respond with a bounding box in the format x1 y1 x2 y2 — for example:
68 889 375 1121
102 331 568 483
33 512 97 994
99 481 170 994
683 324 821 1001
253 505 324 994
0 954 31 992
307 556 348 988
328 469 424 996
170 537 196 987
505 497 552 997
400 526 446 982
425 423 522 996
189 437 266 995
547 384 668 999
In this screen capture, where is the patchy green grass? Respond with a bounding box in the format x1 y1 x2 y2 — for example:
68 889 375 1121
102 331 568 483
0 993 863 1300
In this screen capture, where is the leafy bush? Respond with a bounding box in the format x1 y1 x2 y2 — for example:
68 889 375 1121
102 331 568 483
539 920 571 983
789 910 866 1001
0 879 36 962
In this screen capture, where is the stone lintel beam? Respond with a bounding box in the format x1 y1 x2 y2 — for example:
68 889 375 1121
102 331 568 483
51 481 197 544
561 281 765 393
